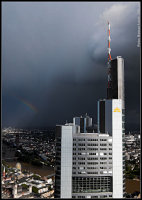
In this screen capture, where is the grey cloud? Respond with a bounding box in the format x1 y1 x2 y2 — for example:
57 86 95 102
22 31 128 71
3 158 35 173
2 2 140 131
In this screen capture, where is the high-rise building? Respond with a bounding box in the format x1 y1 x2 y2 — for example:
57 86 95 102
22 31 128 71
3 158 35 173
54 100 124 198
98 99 125 197
54 122 113 199
107 56 125 109
55 23 125 198
98 55 125 196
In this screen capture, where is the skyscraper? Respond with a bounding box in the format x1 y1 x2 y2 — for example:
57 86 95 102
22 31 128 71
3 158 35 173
107 56 125 109
55 23 125 198
98 55 125 196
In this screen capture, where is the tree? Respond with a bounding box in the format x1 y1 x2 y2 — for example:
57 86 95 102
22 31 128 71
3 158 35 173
32 186 38 194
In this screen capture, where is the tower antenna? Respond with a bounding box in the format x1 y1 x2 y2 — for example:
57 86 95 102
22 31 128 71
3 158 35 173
107 21 112 98
108 21 112 61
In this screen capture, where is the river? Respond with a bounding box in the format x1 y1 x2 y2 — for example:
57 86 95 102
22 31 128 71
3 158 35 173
2 143 54 178
125 179 140 194
4 161 54 178
2 143 140 193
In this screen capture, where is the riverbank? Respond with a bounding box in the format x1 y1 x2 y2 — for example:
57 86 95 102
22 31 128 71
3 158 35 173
125 179 140 194
4 160 54 178
2 142 140 194
2 143 54 178
5 160 140 193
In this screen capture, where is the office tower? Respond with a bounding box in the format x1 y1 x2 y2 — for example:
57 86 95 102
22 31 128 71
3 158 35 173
55 22 125 198
98 99 124 197
55 122 113 199
107 56 125 110
55 100 124 198
101 22 125 197
98 57 125 198
73 114 92 133
54 124 79 198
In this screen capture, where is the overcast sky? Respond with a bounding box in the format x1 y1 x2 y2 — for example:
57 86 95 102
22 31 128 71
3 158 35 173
2 2 140 131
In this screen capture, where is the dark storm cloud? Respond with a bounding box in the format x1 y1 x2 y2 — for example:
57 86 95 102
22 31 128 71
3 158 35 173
2 2 140 131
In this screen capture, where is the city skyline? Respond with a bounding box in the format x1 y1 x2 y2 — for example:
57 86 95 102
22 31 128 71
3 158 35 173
2 2 140 131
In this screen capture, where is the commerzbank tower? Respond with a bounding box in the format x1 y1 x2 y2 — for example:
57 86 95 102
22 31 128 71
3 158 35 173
54 22 125 199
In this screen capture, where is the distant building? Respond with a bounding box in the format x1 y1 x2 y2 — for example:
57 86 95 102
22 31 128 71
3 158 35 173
16 163 21 172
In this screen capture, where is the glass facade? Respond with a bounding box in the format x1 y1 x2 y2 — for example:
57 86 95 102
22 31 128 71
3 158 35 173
72 176 112 193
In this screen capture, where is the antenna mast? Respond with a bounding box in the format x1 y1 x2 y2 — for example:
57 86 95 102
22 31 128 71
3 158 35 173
107 22 112 98
108 21 112 61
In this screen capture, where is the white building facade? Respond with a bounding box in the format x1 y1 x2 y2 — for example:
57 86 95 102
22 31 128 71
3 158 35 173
55 55 125 198
55 99 124 198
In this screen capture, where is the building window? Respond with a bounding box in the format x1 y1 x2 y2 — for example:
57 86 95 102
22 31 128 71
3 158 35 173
72 176 112 193
100 157 107 160
100 162 107 164
78 157 85 160
87 139 98 141
100 139 107 141
87 167 98 169
78 162 85 165
78 139 85 141
100 144 107 146
77 196 85 199
78 148 86 151
87 157 98 160
88 144 98 146
87 148 98 151
89 153 97 155
78 143 85 146
87 162 98 165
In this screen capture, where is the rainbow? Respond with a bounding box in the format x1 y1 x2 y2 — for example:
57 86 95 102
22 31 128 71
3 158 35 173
14 95 38 113
21 99 38 113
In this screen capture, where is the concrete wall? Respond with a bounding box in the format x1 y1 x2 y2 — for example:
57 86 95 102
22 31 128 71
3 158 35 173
112 99 123 198
60 125 73 198
105 99 123 198
117 56 125 109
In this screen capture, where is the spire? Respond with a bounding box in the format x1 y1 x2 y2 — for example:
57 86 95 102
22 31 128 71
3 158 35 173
107 21 112 93
108 21 112 61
